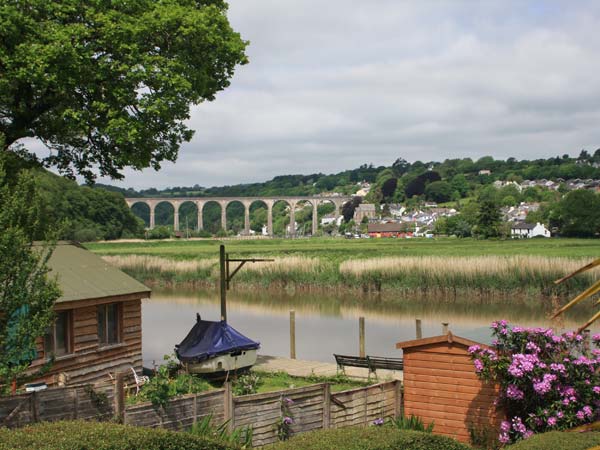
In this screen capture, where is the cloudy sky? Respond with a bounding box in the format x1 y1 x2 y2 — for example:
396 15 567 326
103 0 600 189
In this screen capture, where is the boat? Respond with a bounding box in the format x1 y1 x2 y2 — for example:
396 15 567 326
175 314 260 376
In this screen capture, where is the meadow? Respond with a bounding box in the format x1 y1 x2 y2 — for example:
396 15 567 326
87 237 600 297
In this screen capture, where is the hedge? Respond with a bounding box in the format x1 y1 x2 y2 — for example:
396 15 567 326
0 421 240 450
271 426 472 450
506 431 600 450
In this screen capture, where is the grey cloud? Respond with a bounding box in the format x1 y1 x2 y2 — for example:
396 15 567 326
94 0 600 189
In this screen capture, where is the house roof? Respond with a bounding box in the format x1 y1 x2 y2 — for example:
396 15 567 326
510 222 535 230
368 222 403 233
356 203 376 211
40 242 151 303
395 332 486 350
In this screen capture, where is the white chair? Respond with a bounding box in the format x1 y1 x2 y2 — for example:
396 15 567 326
130 367 150 394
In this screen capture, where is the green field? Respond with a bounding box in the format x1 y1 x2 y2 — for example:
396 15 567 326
86 238 600 296
86 237 600 260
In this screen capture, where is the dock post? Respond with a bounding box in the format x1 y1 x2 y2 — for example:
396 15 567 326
359 317 365 358
290 310 296 359
415 319 422 339
219 245 227 322
442 322 449 335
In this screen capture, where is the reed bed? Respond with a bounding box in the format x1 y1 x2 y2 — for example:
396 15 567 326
102 255 217 274
339 256 597 293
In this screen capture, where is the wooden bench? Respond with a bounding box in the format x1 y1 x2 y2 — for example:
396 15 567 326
333 354 403 379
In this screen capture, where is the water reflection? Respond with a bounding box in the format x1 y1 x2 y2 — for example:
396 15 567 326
142 287 598 367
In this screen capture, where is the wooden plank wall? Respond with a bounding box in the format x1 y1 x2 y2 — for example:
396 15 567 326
402 342 500 443
0 383 115 428
233 384 326 447
124 390 225 431
29 299 143 386
330 381 397 428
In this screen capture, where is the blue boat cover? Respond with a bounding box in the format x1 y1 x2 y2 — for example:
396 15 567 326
175 315 260 363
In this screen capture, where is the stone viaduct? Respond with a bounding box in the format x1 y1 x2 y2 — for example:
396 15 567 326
125 196 353 236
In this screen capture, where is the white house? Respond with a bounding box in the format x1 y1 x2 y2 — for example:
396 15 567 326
510 222 551 238
321 215 343 226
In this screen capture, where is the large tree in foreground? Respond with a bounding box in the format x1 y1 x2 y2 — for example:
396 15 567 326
0 0 248 182
0 155 61 393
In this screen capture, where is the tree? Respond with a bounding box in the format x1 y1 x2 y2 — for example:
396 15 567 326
473 188 502 239
424 180 452 203
0 161 61 392
553 190 600 237
342 197 362 223
391 157 410 176
380 177 398 200
450 174 470 198
1 1 248 181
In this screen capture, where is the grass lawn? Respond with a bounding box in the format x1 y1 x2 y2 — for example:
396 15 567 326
86 237 600 262
249 370 370 394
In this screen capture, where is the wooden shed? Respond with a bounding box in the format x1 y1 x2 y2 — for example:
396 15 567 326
27 242 151 386
396 333 500 443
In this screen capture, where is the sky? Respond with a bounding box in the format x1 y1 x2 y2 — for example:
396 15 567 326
102 0 600 189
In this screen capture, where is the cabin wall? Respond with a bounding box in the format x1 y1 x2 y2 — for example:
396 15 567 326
402 342 500 443
30 298 143 386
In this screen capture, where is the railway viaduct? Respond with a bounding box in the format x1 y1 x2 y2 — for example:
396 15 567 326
125 196 352 236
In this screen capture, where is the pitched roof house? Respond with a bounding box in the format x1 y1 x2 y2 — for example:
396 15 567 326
28 242 151 386
510 222 551 238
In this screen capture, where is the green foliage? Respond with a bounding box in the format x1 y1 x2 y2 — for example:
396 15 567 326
505 431 600 450
425 180 453 203
0 162 61 392
0 420 239 450
473 188 502 239
552 190 600 237
132 355 211 408
189 414 253 449
388 414 434 433
271 426 472 450
232 372 261 396
148 225 172 240
1 0 248 182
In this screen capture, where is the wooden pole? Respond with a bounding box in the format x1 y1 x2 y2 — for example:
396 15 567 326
220 244 227 322
359 316 365 358
322 383 331 429
442 322 449 335
415 319 422 339
114 372 125 423
584 329 591 355
290 310 296 359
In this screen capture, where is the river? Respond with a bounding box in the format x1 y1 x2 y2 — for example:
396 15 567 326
141 287 597 368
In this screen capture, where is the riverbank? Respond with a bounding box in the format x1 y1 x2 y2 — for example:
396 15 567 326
88 238 599 297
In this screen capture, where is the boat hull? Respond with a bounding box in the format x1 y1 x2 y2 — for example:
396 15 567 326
185 349 258 374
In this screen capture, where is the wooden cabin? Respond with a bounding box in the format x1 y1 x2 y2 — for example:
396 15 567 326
28 242 150 386
396 333 501 443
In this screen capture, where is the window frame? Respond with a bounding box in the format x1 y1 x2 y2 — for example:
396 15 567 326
44 310 73 358
97 303 122 347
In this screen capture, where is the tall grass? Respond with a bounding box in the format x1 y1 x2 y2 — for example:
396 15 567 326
339 256 597 293
101 253 596 296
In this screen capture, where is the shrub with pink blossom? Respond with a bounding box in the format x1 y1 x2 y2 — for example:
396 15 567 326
469 322 600 445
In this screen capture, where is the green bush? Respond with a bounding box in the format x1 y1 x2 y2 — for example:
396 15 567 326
0 420 239 450
506 431 600 450
271 426 472 450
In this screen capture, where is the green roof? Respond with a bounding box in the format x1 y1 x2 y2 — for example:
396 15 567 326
44 242 151 303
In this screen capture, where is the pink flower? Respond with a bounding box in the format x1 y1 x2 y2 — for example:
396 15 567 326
507 385 524 400
547 417 557 427
474 359 484 372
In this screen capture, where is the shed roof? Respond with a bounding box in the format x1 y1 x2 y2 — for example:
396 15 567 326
41 242 151 303
395 332 485 350
510 221 535 230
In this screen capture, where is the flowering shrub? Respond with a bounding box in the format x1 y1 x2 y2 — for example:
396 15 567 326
469 320 600 445
276 397 295 441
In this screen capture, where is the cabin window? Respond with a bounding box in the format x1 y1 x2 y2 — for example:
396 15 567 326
97 303 121 345
44 311 72 357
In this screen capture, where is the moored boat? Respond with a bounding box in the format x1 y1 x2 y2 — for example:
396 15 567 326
175 314 260 376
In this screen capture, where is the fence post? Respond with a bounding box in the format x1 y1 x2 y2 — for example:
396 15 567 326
394 381 403 418
73 388 79 420
223 382 234 432
290 310 296 359
114 372 125 423
363 386 368 425
359 317 365 358
322 383 331 429
31 391 39 423
193 393 198 425
415 319 422 339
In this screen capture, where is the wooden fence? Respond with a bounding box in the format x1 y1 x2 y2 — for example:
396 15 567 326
0 380 400 447
0 383 114 428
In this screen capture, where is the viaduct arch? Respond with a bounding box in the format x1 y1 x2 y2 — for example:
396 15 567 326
125 196 352 236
